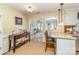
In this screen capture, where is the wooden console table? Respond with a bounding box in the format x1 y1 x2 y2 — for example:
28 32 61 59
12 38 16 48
9 32 30 53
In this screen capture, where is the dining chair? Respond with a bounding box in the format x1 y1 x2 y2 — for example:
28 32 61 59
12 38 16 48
44 31 56 54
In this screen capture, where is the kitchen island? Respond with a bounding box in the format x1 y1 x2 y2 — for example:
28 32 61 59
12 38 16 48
50 33 77 55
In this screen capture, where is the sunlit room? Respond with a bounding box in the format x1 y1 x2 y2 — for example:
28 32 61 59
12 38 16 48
0 3 79 55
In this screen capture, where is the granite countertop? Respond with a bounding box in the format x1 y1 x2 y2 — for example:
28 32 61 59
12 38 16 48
71 33 79 38
50 32 77 40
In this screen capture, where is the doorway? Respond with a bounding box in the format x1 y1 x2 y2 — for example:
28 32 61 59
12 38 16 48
0 12 3 54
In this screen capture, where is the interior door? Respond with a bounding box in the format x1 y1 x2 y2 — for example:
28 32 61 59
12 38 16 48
0 12 3 54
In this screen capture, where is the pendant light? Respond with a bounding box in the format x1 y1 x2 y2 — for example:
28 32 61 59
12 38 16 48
58 9 61 23
58 3 64 25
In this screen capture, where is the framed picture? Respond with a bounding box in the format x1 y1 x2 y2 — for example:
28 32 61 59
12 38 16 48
15 16 23 25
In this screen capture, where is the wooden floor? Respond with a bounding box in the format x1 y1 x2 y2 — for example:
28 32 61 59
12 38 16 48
4 37 79 55
5 38 54 55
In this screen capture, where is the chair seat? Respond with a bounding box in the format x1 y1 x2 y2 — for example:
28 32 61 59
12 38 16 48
47 48 55 51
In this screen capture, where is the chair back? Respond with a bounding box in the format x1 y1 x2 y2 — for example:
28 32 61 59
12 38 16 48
44 31 48 41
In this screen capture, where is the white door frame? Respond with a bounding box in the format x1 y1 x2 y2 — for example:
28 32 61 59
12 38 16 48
0 12 3 54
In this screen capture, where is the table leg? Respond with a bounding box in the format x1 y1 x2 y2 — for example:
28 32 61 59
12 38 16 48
8 35 11 51
13 36 16 53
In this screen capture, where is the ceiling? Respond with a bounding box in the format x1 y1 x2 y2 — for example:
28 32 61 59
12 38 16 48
3 3 79 14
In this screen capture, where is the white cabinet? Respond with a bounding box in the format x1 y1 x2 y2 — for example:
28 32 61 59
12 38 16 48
56 39 76 55
64 9 77 25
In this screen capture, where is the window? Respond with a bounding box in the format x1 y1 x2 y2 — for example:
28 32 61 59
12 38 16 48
46 17 57 31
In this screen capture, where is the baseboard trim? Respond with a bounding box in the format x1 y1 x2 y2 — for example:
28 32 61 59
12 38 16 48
2 50 9 55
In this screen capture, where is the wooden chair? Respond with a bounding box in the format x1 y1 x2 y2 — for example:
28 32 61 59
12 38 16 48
44 31 56 54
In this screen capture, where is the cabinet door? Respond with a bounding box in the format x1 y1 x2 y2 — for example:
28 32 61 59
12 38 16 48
56 39 76 55
64 10 76 25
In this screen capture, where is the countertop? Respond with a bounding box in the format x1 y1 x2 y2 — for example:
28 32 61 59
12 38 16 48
50 32 77 40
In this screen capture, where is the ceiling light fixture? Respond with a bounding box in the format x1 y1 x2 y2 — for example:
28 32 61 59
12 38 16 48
27 6 33 13
25 4 35 13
